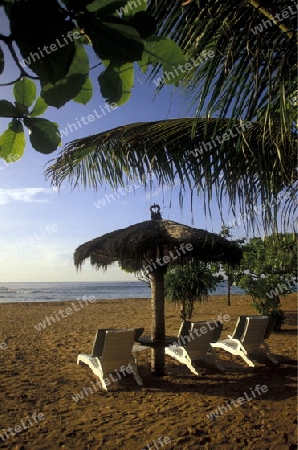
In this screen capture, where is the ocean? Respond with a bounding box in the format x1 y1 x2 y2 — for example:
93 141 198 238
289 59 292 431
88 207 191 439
0 281 246 303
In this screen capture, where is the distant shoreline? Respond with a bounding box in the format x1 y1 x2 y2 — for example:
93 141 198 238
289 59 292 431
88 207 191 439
0 292 296 307
0 281 250 303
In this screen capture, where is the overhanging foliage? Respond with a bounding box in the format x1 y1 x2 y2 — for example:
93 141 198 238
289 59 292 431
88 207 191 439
45 118 297 232
0 0 185 157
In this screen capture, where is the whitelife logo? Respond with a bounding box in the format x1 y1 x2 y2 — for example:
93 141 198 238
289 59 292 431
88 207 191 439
58 102 119 139
116 0 147 17
228 190 295 229
206 384 269 421
169 314 230 350
251 4 298 35
0 341 8 351
190 121 253 157
0 412 45 443
141 243 193 274
71 363 136 401
0 224 58 260
141 436 171 450
93 174 155 209
153 50 215 87
34 296 96 332
266 276 297 299
19 31 81 68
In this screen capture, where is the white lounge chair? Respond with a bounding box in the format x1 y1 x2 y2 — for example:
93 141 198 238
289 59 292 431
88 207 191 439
165 321 225 375
178 319 223 343
177 320 192 339
90 326 149 365
230 315 277 340
211 316 279 367
77 329 144 390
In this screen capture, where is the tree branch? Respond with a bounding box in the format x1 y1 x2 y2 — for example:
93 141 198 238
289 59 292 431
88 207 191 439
0 75 22 86
89 61 102 71
181 1 295 39
0 34 39 81
6 40 39 79
0 33 10 43
249 0 295 39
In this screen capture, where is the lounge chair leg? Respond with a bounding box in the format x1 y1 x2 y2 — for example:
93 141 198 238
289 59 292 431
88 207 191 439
239 352 255 367
130 362 144 386
132 353 139 365
266 353 279 364
209 347 225 371
262 342 279 364
97 374 107 391
187 359 200 376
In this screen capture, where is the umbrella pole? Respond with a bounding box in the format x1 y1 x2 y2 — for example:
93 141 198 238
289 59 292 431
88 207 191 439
150 268 166 375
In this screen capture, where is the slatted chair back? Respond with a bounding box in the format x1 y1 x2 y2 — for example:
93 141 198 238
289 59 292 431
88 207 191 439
101 329 135 374
241 317 269 352
182 321 217 360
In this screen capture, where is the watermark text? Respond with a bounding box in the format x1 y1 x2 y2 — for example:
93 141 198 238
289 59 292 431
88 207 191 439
0 412 45 442
206 384 268 421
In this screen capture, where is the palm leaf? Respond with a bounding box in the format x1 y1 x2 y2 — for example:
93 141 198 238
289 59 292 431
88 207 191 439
46 1 297 233
45 117 297 232
148 0 297 140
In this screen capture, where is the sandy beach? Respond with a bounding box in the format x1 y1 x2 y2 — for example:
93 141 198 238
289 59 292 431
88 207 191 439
0 293 296 450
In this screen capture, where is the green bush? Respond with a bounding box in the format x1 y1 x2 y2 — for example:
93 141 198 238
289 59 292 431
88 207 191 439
165 260 219 319
236 275 286 330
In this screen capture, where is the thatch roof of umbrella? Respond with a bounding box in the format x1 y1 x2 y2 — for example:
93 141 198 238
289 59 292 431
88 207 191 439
74 205 242 376
74 213 242 272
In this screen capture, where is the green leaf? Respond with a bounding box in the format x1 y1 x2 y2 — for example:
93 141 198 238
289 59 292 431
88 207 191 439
13 77 37 107
41 74 86 108
15 102 29 116
73 77 93 104
80 33 91 46
0 100 19 118
67 37 89 76
21 38 76 85
122 0 147 16
86 0 128 14
129 11 155 38
89 20 143 64
29 97 48 117
0 119 25 161
0 45 4 74
9 0 76 84
99 62 134 105
41 37 89 108
140 36 186 83
24 117 61 154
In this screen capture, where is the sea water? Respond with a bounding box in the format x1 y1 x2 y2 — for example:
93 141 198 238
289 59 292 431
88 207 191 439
0 281 245 303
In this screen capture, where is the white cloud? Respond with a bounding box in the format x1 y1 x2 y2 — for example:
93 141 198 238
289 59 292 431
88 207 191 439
42 251 73 265
0 188 57 205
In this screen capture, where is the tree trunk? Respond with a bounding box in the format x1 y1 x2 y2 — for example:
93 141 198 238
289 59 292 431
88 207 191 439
150 267 166 375
227 275 231 306
226 265 232 306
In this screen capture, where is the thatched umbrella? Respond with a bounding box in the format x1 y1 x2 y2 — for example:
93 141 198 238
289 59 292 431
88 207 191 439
74 204 242 375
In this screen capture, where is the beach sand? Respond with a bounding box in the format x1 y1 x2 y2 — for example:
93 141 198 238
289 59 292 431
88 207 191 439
0 293 296 450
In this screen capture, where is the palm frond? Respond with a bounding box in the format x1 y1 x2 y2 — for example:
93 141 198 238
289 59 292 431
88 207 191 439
45 118 297 233
148 0 297 141
46 1 297 234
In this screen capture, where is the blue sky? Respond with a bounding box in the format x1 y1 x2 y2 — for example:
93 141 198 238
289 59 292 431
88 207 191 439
0 7 286 282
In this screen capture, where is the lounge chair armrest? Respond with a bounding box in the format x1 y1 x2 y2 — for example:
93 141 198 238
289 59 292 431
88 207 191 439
180 347 189 358
227 335 241 342
166 345 188 360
